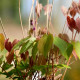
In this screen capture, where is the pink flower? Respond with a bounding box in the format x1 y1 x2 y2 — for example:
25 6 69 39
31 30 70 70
43 4 52 15
61 6 68 16
35 1 43 17
72 1 78 9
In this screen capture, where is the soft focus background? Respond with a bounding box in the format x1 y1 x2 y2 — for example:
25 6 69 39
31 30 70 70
0 0 80 80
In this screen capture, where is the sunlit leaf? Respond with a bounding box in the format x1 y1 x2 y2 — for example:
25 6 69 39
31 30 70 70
20 40 34 54
2 62 13 70
53 37 73 60
72 41 80 59
11 36 30 51
38 34 53 57
32 42 38 60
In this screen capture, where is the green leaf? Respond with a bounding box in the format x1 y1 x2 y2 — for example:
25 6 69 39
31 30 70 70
0 55 3 65
2 62 13 70
38 34 53 57
32 42 38 60
72 41 80 59
54 64 71 69
53 37 73 60
11 36 30 51
20 40 34 54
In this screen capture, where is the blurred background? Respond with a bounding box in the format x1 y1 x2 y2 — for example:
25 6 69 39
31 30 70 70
0 0 80 80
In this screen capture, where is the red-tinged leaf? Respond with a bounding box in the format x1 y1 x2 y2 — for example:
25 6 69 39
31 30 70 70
21 53 26 61
25 51 29 59
6 52 14 64
12 39 19 47
21 51 29 61
29 56 34 67
69 7 76 17
5 39 12 52
58 33 69 42
72 50 78 60
67 16 76 32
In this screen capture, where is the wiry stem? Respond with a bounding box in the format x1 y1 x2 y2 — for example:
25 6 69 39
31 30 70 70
62 21 66 34
74 31 77 41
19 0 24 38
47 0 49 30
60 55 72 80
29 0 34 30
49 0 54 26
0 18 7 39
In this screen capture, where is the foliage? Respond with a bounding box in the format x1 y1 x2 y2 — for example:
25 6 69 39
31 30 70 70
0 0 80 80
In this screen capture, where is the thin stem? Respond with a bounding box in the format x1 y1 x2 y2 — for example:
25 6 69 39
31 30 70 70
19 0 24 38
29 0 34 30
62 21 66 34
47 0 49 30
74 31 77 41
72 31 74 40
60 55 72 80
0 18 7 39
52 53 54 80
49 0 54 27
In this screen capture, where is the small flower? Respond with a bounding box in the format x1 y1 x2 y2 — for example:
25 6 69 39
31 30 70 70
35 1 43 17
30 20 33 25
61 6 68 16
33 27 35 30
43 4 52 15
72 1 78 9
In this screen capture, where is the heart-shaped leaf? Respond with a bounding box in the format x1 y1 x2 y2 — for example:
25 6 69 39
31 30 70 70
38 34 53 57
53 37 73 60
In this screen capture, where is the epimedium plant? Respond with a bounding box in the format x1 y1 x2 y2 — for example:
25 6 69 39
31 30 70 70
0 0 80 80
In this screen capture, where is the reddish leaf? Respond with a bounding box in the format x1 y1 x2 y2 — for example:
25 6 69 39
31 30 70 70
6 52 14 64
67 16 76 32
5 39 13 52
12 39 19 47
21 51 29 61
69 7 76 17
29 56 34 67
21 53 26 61
58 33 69 42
